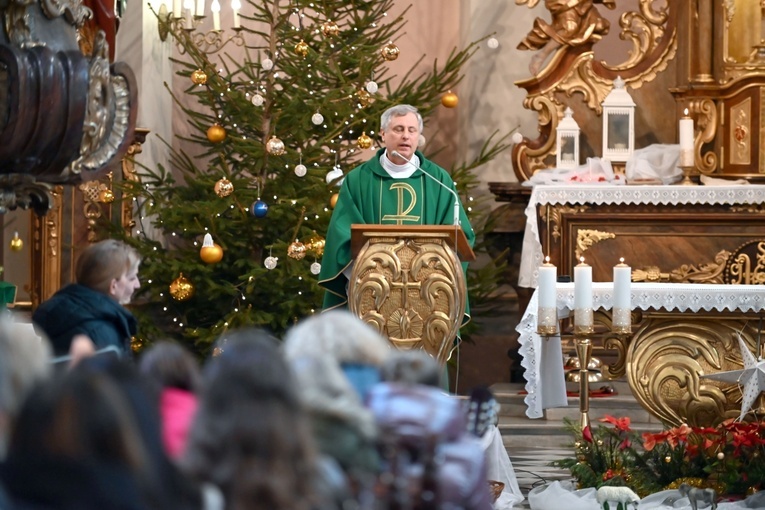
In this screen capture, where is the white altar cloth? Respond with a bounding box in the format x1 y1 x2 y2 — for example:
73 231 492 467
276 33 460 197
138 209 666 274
516 282 765 419
518 184 765 289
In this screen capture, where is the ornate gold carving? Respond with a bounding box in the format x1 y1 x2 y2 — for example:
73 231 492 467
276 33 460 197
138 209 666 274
730 204 765 213
545 204 590 240
600 1 676 80
79 177 111 243
31 185 63 307
690 98 718 174
120 129 148 235
632 250 732 283
730 97 751 165
512 2 677 181
348 233 466 365
627 317 761 426
724 240 765 284
575 229 615 260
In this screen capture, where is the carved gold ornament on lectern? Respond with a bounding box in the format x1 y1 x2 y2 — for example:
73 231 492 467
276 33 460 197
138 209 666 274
348 234 466 365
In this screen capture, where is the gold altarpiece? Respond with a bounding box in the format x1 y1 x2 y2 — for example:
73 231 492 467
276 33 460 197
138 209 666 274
509 0 765 426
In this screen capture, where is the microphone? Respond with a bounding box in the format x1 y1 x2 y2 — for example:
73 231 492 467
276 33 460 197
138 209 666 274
390 150 460 226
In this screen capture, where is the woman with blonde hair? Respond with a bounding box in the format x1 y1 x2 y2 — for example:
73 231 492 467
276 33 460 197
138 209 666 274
32 239 141 356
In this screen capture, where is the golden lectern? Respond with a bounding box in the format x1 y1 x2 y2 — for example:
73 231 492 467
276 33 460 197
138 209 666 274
348 224 475 365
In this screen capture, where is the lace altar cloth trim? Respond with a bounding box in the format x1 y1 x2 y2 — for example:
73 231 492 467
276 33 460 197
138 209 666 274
516 282 765 419
519 184 765 289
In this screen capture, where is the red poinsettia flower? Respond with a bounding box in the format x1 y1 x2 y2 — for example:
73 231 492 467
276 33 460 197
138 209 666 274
600 415 632 432
642 431 669 452
582 424 593 443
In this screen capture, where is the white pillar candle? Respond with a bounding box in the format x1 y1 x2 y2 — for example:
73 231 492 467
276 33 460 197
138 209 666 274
679 108 694 167
210 0 220 30
195 0 205 17
537 257 558 335
612 258 632 332
231 0 241 28
574 257 593 333
613 258 631 310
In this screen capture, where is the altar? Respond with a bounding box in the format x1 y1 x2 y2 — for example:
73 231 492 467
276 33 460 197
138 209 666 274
517 282 765 426
518 184 765 290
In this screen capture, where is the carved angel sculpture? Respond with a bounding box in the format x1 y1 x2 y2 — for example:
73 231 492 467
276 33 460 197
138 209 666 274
516 0 616 74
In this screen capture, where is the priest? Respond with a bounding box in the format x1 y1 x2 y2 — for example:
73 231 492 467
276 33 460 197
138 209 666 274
318 104 475 328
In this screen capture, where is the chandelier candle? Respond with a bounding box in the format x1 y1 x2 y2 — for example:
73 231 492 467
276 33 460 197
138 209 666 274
613 258 632 334
574 257 593 335
537 257 558 335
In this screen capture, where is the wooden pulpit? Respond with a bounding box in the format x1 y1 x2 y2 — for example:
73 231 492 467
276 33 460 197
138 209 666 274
348 224 475 365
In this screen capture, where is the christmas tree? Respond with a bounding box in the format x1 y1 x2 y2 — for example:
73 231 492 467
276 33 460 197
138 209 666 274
110 0 512 354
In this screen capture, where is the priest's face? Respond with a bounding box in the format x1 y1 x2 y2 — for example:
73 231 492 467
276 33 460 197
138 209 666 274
381 112 420 162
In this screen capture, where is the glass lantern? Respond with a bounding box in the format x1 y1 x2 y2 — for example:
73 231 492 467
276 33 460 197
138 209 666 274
556 107 580 170
601 76 635 163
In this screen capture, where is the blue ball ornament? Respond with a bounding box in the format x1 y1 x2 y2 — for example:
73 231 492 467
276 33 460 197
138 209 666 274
251 199 268 218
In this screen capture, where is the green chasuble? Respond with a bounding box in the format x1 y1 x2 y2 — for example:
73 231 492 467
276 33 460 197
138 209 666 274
318 148 475 326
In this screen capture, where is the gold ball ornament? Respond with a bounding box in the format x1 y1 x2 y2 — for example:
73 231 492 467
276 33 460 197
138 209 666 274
200 243 224 264
191 69 208 85
207 124 226 143
266 135 286 156
307 236 325 258
294 39 309 58
169 273 195 302
381 42 400 61
99 188 115 203
321 20 339 37
9 232 23 252
356 132 373 150
330 193 339 208
356 89 374 108
441 90 459 108
287 240 307 260
214 177 234 197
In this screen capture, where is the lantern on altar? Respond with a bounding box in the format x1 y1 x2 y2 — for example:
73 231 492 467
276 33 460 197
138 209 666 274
556 107 580 170
601 76 635 163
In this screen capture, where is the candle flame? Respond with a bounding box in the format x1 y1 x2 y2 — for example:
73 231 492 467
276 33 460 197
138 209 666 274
619 257 624 263
579 256 585 263
545 256 550 263
683 108 689 117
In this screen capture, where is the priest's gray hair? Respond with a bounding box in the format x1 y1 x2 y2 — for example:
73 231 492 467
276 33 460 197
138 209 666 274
380 104 423 132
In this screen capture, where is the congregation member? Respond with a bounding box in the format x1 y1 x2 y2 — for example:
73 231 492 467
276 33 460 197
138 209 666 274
0 358 208 510
32 239 141 357
283 310 392 505
368 349 495 510
139 340 202 460
183 328 342 510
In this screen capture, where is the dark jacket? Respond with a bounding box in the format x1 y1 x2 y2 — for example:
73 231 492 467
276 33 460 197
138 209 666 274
32 284 137 356
367 383 494 510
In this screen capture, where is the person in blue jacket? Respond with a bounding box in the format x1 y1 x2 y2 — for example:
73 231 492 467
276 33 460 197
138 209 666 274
32 239 141 357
